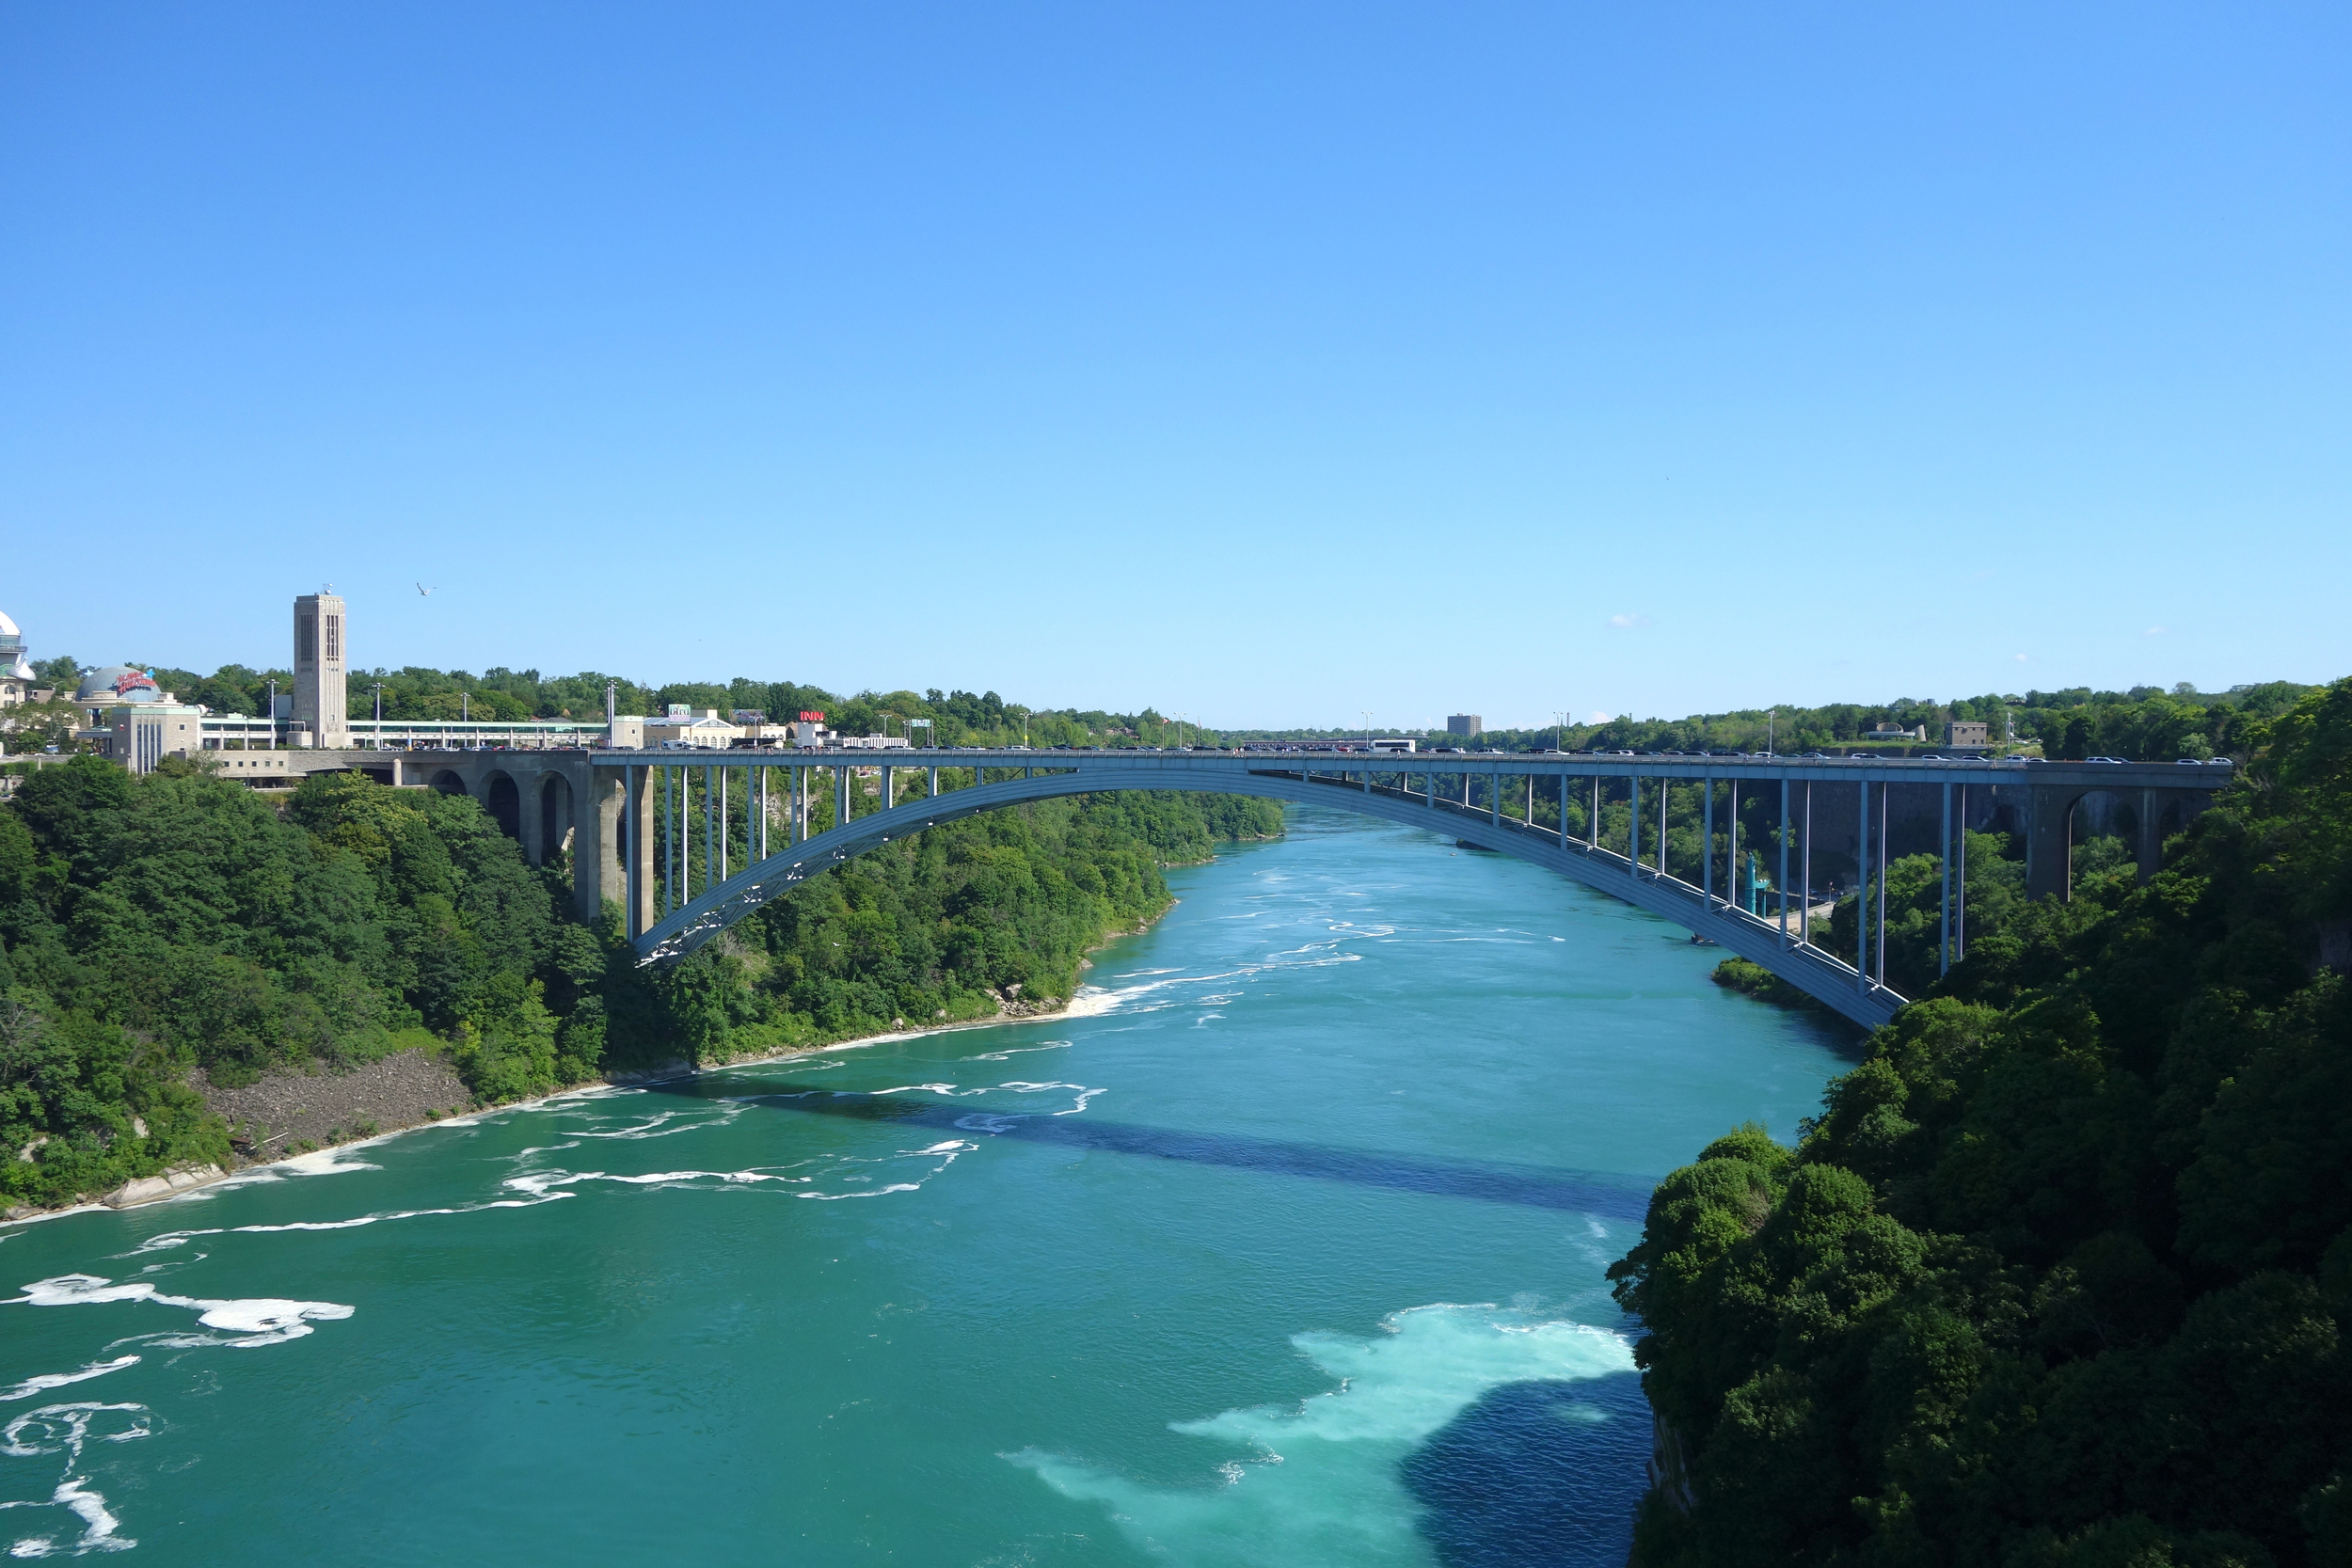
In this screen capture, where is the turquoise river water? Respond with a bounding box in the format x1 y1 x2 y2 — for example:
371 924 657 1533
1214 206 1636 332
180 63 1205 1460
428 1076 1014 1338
0 806 1852 1566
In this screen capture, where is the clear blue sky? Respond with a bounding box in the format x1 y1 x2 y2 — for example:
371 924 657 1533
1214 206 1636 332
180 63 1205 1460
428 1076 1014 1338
3 3 2344 728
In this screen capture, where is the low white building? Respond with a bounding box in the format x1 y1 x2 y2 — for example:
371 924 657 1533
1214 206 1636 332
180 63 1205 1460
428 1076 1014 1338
640 706 744 749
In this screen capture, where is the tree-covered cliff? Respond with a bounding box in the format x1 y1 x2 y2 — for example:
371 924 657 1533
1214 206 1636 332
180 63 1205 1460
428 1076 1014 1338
1607 678 2352 1567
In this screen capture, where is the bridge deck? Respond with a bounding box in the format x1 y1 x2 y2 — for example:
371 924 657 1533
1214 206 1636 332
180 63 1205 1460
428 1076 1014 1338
590 747 2226 791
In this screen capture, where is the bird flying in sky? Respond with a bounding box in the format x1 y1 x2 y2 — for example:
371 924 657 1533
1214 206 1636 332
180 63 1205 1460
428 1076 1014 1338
416 582 436 596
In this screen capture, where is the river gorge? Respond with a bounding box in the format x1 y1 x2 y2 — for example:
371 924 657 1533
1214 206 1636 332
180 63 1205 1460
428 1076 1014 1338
0 805 1851 1565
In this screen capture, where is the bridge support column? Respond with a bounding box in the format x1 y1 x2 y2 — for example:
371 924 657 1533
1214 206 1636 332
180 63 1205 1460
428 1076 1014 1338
2137 787 2165 883
638 768 659 935
1940 782 1952 974
624 767 658 937
1856 780 1870 990
572 769 625 924
1778 779 1790 945
1703 775 1714 906
1728 781 1740 910
518 773 546 867
2025 784 2079 902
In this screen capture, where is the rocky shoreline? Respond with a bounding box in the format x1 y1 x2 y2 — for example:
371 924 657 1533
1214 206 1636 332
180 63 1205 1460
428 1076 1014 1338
199 1049 479 1162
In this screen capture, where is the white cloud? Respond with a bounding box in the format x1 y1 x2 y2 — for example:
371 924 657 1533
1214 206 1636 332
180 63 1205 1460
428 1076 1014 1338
1606 612 1650 629
2144 626 2169 636
2014 653 2029 662
1585 709 1613 723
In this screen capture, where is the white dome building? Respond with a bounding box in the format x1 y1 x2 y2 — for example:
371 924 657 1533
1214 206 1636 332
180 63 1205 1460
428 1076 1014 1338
0 610 31 682
0 611 31 710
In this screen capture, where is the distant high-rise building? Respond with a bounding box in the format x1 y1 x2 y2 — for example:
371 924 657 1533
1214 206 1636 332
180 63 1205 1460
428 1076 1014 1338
293 591 348 748
1446 714 1483 737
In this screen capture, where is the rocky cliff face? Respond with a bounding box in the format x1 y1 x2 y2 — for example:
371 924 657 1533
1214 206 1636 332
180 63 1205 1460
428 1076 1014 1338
1647 1409 1697 1515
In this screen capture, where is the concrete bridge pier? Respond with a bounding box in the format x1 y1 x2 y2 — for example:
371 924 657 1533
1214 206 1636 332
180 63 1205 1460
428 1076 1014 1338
2137 787 2169 884
517 775 545 866
576 768 628 925
2025 784 2073 903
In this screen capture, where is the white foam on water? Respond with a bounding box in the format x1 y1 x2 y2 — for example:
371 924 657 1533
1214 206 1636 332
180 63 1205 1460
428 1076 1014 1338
117 1183 576 1259
566 1104 742 1140
1009 1303 1634 1568
206 1147 382 1196
8 1275 352 1349
276 1148 379 1178
500 1137 978 1206
960 1040 1074 1062
1058 989 1121 1018
0 1402 150 1558
0 1362 139 1405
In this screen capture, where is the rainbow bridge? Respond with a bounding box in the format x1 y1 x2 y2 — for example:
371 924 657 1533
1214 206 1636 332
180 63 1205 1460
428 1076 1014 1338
511 747 2226 1032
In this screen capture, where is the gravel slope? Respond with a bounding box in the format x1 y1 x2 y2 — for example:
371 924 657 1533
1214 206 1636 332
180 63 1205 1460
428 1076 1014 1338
199 1049 475 1157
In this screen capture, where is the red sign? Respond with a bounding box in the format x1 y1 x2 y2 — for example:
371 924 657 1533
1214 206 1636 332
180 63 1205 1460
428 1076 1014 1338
112 671 159 697
799 711 825 722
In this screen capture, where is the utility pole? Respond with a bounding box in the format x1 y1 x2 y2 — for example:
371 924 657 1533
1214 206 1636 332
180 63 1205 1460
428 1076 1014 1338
373 682 384 746
266 679 277 751
1767 709 1776 756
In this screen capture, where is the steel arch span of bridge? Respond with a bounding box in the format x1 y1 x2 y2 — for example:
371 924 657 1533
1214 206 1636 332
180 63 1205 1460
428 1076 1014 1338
572 748 2232 1033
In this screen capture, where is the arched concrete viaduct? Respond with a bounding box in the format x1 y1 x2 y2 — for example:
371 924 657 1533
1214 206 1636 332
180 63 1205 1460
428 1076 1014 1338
2022 780 2212 896
370 751 620 923
628 765 1914 1028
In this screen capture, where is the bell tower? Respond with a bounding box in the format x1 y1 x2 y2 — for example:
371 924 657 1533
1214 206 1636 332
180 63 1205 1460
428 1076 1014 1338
293 590 348 748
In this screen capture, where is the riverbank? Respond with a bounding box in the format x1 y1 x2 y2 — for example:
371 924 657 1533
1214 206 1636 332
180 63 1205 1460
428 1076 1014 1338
5 825 1237 1225
0 899 1175 1226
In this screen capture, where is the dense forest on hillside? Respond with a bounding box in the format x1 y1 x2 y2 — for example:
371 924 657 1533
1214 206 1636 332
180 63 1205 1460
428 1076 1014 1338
1607 677 2352 1567
1398 681 2313 763
0 755 1279 1212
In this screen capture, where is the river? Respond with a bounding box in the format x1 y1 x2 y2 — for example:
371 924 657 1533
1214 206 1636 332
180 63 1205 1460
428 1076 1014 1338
0 806 1852 1566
